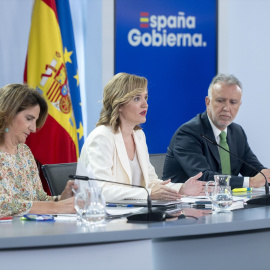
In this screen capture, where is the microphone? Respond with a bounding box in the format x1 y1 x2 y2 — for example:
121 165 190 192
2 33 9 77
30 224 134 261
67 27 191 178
69 175 176 222
200 134 270 205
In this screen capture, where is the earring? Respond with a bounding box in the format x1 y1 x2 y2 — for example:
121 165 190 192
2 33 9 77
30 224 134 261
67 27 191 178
4 128 9 133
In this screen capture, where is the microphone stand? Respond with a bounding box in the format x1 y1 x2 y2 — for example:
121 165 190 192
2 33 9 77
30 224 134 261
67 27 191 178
69 175 171 221
201 134 270 205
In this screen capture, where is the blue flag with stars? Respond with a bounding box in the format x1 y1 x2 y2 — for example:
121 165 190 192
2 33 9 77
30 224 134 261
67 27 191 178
56 0 84 152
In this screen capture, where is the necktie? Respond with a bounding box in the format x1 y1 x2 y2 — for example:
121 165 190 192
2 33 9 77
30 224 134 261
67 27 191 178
219 131 231 175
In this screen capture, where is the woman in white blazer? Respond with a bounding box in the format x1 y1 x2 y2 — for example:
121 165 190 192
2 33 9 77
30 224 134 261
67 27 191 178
80 73 204 201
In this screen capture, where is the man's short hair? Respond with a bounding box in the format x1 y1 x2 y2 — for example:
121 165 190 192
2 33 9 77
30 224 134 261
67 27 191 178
208 74 242 99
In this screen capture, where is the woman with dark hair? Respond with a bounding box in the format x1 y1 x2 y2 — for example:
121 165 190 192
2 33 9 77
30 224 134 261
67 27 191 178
0 84 75 216
80 73 204 201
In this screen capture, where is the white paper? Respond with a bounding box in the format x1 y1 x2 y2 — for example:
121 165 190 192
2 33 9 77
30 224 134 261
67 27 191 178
106 207 143 216
181 195 244 211
227 200 244 211
232 196 245 202
54 214 77 222
181 196 210 204
53 208 143 221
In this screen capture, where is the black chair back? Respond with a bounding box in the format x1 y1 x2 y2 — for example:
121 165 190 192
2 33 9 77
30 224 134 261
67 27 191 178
42 163 77 196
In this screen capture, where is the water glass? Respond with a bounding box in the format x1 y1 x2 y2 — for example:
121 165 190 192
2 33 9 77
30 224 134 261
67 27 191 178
214 175 231 187
205 175 232 212
74 192 86 222
211 186 233 212
83 185 106 225
205 181 216 211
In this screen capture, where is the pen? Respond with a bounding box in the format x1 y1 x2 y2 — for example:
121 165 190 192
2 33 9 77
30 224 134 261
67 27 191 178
233 188 252 192
107 204 134 207
191 204 212 209
0 216 13 222
195 201 212 204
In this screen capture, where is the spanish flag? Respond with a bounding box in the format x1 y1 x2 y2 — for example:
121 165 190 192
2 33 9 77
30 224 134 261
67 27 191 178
24 0 84 192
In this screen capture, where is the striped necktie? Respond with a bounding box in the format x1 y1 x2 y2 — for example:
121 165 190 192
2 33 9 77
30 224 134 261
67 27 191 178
219 131 231 175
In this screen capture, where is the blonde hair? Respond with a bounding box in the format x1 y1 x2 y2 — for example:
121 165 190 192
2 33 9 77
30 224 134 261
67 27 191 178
0 83 48 144
97 73 148 133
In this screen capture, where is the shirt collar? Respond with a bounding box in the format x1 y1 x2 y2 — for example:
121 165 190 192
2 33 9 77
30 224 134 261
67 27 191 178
207 114 227 142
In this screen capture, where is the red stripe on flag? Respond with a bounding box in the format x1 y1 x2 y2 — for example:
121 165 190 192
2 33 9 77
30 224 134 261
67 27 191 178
140 12 149 17
140 24 149 28
23 57 27 83
26 114 77 164
42 0 59 22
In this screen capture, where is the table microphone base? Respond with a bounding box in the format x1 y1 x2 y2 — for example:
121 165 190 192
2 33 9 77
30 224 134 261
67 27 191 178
246 195 270 205
127 210 166 222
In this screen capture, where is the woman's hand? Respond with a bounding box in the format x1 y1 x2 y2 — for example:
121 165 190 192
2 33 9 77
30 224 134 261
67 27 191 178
60 180 78 200
151 179 181 200
30 197 76 214
179 172 204 196
56 197 76 214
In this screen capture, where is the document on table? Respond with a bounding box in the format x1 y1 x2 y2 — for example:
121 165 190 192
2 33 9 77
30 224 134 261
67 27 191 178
180 196 244 210
54 214 77 222
228 200 244 210
106 207 143 216
53 207 144 221
181 196 210 204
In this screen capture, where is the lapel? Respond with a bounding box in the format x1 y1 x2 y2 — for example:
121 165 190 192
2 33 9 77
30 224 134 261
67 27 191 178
201 112 221 167
113 129 132 183
133 130 147 186
226 125 237 172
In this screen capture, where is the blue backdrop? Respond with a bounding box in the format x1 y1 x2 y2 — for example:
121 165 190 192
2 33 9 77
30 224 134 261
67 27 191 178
115 0 217 153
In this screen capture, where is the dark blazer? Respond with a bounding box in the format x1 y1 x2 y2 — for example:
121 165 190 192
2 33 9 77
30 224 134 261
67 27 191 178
162 111 265 189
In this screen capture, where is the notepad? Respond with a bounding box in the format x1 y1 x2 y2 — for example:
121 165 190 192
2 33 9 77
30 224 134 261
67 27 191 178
107 199 182 207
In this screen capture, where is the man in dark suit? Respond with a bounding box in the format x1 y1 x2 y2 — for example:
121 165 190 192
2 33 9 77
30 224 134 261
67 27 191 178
163 74 270 189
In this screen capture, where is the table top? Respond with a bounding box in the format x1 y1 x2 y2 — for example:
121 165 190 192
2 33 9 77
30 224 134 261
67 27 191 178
1 203 270 250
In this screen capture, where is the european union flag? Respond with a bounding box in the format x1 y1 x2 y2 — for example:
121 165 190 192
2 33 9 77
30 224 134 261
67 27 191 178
56 0 84 152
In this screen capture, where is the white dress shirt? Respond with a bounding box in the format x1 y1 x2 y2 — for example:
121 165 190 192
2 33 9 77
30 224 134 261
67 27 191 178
129 151 143 186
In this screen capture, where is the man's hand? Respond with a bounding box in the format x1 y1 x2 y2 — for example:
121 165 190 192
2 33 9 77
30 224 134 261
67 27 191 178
179 172 204 196
249 169 270 188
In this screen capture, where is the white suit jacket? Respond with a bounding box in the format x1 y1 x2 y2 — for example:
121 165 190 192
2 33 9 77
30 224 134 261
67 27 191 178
80 125 182 201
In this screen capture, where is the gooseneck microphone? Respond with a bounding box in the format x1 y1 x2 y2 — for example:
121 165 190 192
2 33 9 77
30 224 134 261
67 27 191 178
69 175 174 221
200 134 270 205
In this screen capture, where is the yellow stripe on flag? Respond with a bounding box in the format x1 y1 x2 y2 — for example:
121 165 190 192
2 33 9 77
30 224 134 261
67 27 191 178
140 18 149 23
27 0 79 157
